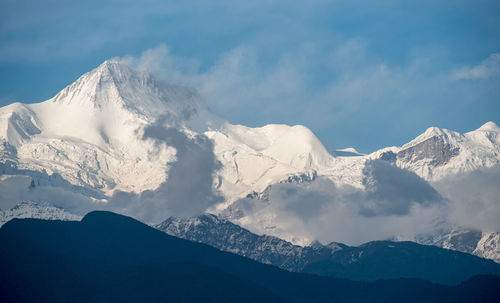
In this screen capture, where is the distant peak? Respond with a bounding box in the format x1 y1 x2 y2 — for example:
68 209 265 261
402 125 461 149
422 126 446 135
96 59 133 72
476 121 500 132
409 126 448 143
98 59 127 68
97 59 115 68
50 60 206 120
418 125 462 139
91 60 136 82
100 59 120 66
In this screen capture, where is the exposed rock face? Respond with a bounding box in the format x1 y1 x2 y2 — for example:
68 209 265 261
379 151 397 162
397 136 460 167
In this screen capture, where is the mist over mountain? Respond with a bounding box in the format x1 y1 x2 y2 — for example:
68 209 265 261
0 61 499 262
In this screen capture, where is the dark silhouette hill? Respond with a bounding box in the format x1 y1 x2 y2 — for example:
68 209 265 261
0 211 499 303
302 240 500 284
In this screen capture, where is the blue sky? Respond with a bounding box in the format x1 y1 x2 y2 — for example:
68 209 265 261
1 0 499 152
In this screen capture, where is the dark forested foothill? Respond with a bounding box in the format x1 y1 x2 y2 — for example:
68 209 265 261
1 212 499 303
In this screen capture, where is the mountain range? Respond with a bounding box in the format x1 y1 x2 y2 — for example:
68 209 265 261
0 60 499 264
156 213 500 285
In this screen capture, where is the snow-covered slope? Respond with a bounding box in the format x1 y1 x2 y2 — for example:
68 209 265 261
0 201 81 226
474 232 500 262
411 227 500 263
207 123 336 206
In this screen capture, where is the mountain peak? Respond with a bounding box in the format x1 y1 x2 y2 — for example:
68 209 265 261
92 60 132 78
476 121 500 132
422 126 448 137
400 125 469 152
403 126 452 147
50 60 205 120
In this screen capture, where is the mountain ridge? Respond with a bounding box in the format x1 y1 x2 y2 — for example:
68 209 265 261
156 212 500 284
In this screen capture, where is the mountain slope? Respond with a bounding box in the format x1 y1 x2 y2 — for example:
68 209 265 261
156 214 343 271
157 214 500 284
1 212 500 303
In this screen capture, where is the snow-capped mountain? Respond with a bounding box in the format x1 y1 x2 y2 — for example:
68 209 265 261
0 61 221 197
1 60 499 262
0 60 338 204
2 60 499 201
373 122 500 181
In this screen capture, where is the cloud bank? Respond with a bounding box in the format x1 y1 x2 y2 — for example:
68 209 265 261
228 161 500 246
1 156 499 246
227 160 446 245
433 167 500 233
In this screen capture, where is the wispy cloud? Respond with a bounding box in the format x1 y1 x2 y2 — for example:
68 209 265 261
451 53 500 80
116 43 307 121
433 167 500 233
115 44 200 84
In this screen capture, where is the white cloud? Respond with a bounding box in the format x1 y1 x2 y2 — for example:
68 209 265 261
433 167 500 233
228 161 500 246
451 53 500 80
116 44 200 84
116 42 423 125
